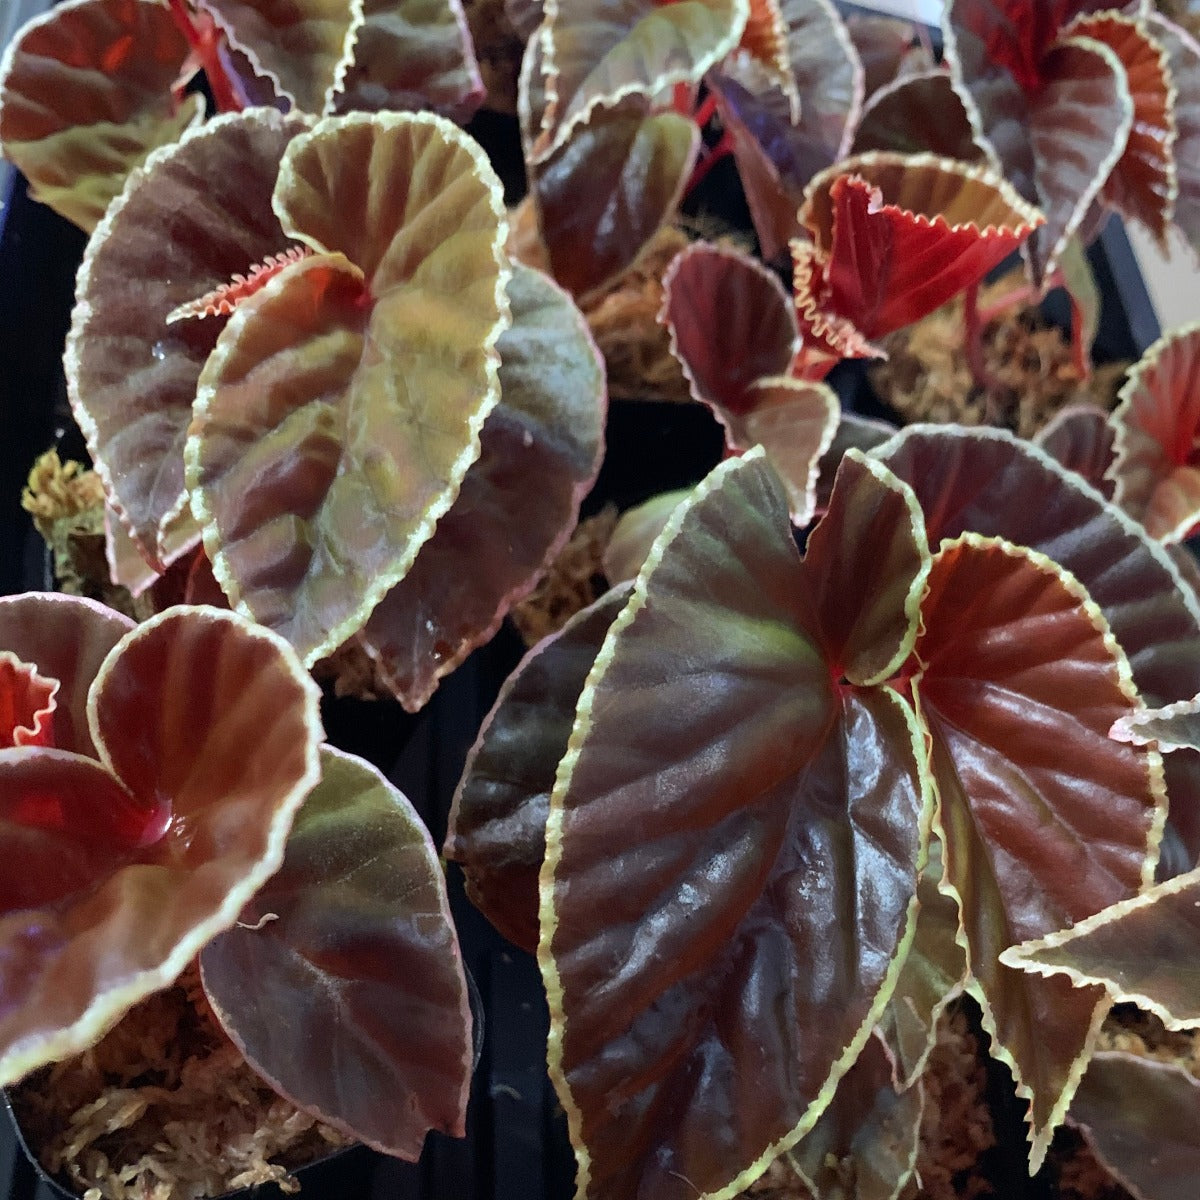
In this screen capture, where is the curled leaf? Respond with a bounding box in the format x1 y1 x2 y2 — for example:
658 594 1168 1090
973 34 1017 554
187 111 512 664
1032 404 1116 498
201 746 471 1157
0 0 202 231
0 655 57 749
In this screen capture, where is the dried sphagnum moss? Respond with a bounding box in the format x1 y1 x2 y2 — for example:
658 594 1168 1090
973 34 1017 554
11 964 350 1200
870 277 1128 439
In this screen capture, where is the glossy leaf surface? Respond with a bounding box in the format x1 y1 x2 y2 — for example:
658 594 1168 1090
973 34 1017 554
445 587 629 953
201 746 471 1157
330 0 485 121
0 604 322 1087
1033 404 1116 499
661 241 799 420
188 112 510 665
0 0 201 232
788 1032 923 1200
875 426 1200 863
913 534 1163 1166
66 110 310 568
542 451 928 1200
795 152 1043 352
1071 1051 1200 1200
1112 324 1200 543
534 0 747 159
356 264 605 711
534 101 698 299
1004 864 1200 1029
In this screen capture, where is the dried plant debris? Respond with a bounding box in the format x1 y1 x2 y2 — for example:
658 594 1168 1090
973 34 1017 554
10 964 350 1200
510 507 617 646
581 224 694 404
871 278 1129 439
310 636 394 702
1046 1127 1134 1200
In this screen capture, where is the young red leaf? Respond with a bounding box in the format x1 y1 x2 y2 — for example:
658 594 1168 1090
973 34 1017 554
913 533 1165 1168
1111 323 1200 542
201 746 471 1158
355 264 605 711
541 450 930 1200
445 586 631 953
0 655 57 750
787 1032 923 1200
187 111 511 665
738 0 796 113
875 426 1200 863
1004 865 1200 1031
1071 1051 1200 1200
0 0 202 232
66 109 312 570
0 601 322 1087
533 0 748 161
532 100 699 300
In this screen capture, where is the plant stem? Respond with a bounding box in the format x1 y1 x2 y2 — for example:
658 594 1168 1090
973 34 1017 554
685 130 734 194
166 0 244 114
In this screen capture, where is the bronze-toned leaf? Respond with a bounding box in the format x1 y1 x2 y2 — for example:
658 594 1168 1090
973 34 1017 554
188 112 511 664
201 746 471 1157
1033 404 1116 498
0 0 201 232
603 491 691 585
788 1032 923 1200
541 450 928 1199
847 14 920 97
330 0 486 122
0 604 322 1087
533 100 699 299
445 586 630 953
1111 323 1200 542
356 263 605 711
534 0 748 159
815 413 896 512
851 70 984 162
914 533 1164 1167
66 109 312 569
0 655 57 749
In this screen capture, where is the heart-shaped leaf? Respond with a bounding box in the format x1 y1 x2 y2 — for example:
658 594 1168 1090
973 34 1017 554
541 449 930 1200
912 533 1164 1167
66 109 312 569
1066 12 1178 243
533 0 748 160
355 263 605 711
533 100 699 299
795 152 1043 354
874 426 1200 864
850 70 984 162
187 111 511 665
0 0 202 232
1004 864 1200 1030
201 746 471 1158
1071 1051 1200 1200
787 1032 924 1200
445 585 630 954
1033 404 1117 498
0 602 322 1087
1112 323 1200 543
330 0 485 121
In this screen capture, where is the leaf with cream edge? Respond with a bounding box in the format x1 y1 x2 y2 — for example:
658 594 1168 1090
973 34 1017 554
354 263 605 712
850 71 985 162
1071 1051 1200 1200
195 0 357 115
329 0 485 122
1032 404 1116 499
0 656 57 749
1149 14 1200 254
445 585 631 954
540 449 932 1200
532 0 748 161
792 152 1044 360
1065 12 1178 244
532 99 699 300
909 533 1165 1170
873 425 1200 868
815 414 896 513
0 597 322 1088
876 838 968 1091
787 1032 924 1200
1111 323 1200 543
66 109 312 572
604 492 691 585
200 746 471 1157
187 111 511 666
737 0 796 113
943 0 1137 284
0 0 203 232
